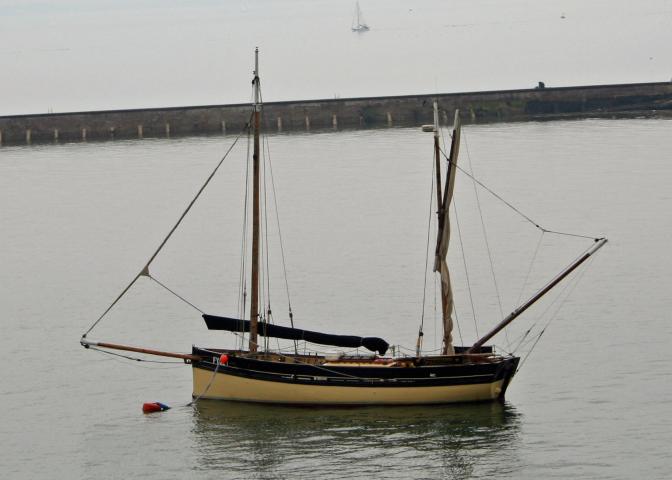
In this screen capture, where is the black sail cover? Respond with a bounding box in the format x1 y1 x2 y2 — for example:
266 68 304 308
202 314 389 355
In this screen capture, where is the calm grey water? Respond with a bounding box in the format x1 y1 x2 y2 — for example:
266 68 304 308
1 118 671 479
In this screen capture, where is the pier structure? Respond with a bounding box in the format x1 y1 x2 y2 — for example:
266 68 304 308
0 82 671 145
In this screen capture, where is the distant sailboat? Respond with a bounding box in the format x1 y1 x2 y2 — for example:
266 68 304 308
352 2 370 32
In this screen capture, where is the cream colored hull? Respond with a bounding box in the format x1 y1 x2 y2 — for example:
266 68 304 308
192 366 505 405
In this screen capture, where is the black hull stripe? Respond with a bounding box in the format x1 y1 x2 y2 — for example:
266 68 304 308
193 348 515 380
192 362 515 388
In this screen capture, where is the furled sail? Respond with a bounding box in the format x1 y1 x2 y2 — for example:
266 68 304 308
433 110 461 355
203 314 389 355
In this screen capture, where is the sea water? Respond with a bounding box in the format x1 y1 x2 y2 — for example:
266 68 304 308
1 119 671 479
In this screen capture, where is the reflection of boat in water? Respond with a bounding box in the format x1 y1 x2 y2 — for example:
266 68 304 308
192 400 522 477
194 397 519 432
80 49 606 407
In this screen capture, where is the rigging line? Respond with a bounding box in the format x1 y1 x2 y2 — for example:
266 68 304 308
462 131 508 346
258 150 267 349
513 255 591 356
237 126 253 350
82 119 251 338
440 124 476 341
261 130 271 314
539 256 593 332
259 89 294 317
263 174 271 318
542 228 597 239
514 273 571 352
510 327 533 354
238 129 252 320
147 274 205 314
517 330 545 372
516 230 545 307
418 144 438 352
519 240 596 312
506 260 570 353
514 250 593 357
453 297 465 347
438 146 598 240
433 271 438 352
264 131 295 320
261 183 268 351
267 311 283 353
261 112 298 355
515 326 545 352
257 88 275 353
452 198 479 338
510 242 596 353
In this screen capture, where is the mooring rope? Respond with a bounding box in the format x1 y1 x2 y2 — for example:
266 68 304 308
187 361 223 406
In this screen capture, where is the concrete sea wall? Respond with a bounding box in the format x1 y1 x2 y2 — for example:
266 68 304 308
1 82 671 145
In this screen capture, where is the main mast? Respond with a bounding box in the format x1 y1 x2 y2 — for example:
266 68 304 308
249 48 261 352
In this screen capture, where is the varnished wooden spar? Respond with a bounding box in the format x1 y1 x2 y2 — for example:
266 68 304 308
467 237 608 353
249 47 261 353
80 338 201 362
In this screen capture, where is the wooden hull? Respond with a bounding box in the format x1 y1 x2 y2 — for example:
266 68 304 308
193 367 507 405
191 348 519 406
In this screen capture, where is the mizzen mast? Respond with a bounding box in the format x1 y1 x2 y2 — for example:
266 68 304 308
249 47 261 353
434 107 461 355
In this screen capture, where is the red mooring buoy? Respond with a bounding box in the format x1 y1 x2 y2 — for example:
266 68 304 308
219 354 229 365
142 402 171 413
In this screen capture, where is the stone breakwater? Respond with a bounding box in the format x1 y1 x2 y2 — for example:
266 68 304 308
1 82 671 145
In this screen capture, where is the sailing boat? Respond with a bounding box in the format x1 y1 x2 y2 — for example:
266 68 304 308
351 2 370 32
80 49 607 405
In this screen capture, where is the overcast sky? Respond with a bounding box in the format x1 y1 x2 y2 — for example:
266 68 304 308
1 0 670 115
